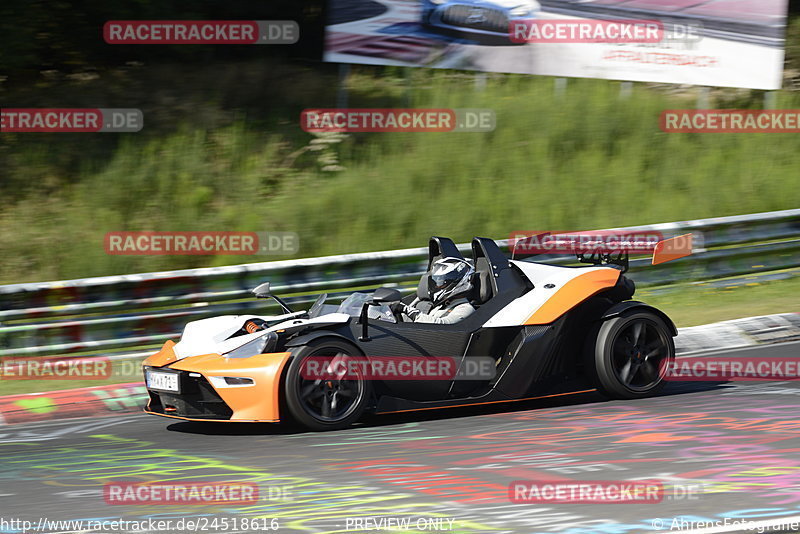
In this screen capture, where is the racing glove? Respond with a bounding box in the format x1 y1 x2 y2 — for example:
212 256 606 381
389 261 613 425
390 301 420 321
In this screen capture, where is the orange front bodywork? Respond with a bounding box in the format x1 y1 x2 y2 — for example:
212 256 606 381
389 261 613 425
142 341 292 422
524 268 621 325
143 339 179 367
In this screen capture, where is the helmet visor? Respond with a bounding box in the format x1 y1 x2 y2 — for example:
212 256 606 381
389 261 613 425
430 269 463 290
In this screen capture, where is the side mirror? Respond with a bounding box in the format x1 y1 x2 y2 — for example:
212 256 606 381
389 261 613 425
252 281 294 314
252 282 271 298
360 287 402 341
372 287 402 304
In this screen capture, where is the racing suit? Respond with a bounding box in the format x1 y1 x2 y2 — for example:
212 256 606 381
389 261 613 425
401 297 475 324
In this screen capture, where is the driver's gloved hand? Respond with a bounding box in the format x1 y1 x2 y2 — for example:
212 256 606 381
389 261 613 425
390 301 419 320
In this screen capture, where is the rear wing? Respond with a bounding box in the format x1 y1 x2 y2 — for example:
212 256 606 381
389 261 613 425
651 234 693 265
510 232 695 271
577 233 694 270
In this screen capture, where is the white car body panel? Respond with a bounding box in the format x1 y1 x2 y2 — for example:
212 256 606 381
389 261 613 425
173 312 350 360
483 261 617 327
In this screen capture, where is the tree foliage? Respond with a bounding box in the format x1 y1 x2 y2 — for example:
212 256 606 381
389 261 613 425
0 0 325 82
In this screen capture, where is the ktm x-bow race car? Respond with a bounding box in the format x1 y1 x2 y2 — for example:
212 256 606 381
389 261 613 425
143 235 692 430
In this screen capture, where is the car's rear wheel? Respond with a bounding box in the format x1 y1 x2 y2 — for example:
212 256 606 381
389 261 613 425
284 339 370 431
590 310 674 399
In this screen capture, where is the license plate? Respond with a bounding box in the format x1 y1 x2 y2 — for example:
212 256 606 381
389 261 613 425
146 370 180 393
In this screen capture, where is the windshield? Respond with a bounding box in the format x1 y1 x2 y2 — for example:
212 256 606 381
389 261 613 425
336 291 396 322
307 293 328 318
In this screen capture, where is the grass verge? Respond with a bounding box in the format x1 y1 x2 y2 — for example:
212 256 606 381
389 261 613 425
639 273 800 327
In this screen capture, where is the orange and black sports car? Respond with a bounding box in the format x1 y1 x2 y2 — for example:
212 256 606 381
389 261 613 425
143 235 691 431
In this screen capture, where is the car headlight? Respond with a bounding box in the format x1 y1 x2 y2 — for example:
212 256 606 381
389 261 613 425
224 331 278 359
208 376 256 388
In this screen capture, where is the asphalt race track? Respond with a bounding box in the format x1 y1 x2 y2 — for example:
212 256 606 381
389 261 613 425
2 342 800 534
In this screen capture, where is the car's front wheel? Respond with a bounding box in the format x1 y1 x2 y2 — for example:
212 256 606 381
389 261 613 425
283 338 371 431
590 310 675 399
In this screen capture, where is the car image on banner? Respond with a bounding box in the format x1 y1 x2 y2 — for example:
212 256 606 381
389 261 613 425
422 0 541 44
324 0 789 89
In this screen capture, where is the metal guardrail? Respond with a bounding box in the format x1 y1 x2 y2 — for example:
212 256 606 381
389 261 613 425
1 209 799 357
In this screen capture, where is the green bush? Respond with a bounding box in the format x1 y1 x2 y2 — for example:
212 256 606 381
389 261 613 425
2 67 799 283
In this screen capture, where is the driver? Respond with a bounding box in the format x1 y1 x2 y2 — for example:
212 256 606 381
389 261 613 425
391 257 476 324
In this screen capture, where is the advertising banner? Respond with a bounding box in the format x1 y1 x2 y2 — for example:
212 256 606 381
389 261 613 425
324 0 788 89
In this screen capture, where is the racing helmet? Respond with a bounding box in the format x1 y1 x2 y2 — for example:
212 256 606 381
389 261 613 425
428 257 475 305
